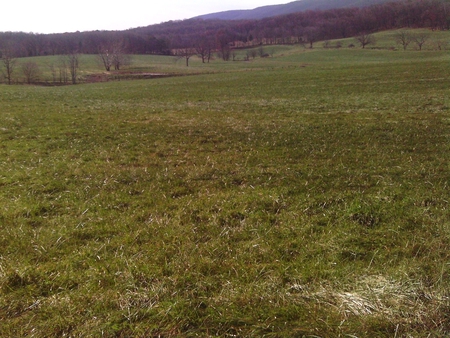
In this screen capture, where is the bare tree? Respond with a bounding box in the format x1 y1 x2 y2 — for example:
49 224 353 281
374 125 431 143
97 47 113 71
1 45 17 85
217 46 231 61
195 44 209 63
303 27 320 49
67 53 80 84
394 30 412 50
194 35 214 63
111 42 130 71
216 30 232 61
113 52 130 70
21 61 41 84
432 39 448 50
57 56 69 84
49 64 57 84
97 40 129 71
355 32 375 49
176 48 196 67
412 33 429 51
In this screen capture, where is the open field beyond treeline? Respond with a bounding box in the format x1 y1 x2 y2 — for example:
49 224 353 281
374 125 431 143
1 30 450 337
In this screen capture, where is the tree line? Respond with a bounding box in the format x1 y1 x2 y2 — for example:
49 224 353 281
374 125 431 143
1 46 82 85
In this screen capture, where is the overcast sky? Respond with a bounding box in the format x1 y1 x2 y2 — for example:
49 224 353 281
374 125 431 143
1 0 290 34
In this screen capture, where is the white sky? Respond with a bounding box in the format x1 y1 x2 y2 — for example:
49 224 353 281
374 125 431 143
1 0 291 34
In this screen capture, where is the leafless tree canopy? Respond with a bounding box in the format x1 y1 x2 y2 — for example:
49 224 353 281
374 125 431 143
21 61 41 84
175 48 196 67
412 33 429 51
113 51 130 71
395 30 413 50
97 40 130 71
194 35 214 64
304 27 321 49
355 33 376 48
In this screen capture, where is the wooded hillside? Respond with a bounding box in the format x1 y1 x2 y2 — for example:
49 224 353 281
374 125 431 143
194 0 395 21
0 0 449 57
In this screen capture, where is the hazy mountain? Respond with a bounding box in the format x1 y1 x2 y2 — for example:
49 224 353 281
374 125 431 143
194 0 396 20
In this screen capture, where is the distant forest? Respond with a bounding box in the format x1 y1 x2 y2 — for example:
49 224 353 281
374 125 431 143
0 0 449 58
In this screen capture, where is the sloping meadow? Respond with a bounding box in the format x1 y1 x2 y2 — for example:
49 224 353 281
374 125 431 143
1 49 450 336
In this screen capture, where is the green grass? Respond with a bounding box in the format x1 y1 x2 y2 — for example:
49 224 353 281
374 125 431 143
1 30 450 336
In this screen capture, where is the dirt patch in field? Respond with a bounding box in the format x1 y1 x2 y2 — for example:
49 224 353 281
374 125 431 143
85 72 173 83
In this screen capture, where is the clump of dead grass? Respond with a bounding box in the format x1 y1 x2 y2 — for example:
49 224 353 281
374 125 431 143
289 275 449 334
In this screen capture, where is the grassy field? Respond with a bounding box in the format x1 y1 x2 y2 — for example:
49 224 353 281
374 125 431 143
1 31 450 337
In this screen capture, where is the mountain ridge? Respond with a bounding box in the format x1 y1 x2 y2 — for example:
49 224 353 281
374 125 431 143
194 0 396 20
